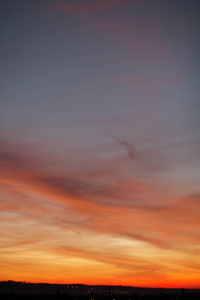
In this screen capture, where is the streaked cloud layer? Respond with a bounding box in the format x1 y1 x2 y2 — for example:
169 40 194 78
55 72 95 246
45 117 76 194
0 0 200 288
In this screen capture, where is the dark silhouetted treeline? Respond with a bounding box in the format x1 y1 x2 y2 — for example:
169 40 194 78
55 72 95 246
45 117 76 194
1 293 200 300
0 281 200 300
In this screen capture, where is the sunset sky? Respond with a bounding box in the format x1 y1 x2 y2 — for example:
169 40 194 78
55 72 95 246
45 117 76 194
0 0 200 288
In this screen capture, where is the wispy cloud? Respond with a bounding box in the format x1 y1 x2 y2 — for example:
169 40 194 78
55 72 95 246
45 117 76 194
1 137 199 244
46 0 128 15
110 74 181 100
0 135 200 286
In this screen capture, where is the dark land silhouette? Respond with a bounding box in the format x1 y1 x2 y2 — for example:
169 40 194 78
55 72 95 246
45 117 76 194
0 281 200 300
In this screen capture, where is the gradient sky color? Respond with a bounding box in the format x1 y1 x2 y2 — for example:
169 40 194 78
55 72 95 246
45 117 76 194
0 0 200 288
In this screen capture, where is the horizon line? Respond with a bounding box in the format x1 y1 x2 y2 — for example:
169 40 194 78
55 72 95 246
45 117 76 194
1 280 199 290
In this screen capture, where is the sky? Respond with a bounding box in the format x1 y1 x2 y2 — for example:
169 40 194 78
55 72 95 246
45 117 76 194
0 0 200 288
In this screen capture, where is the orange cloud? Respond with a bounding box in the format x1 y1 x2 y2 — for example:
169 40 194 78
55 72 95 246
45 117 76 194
0 137 200 287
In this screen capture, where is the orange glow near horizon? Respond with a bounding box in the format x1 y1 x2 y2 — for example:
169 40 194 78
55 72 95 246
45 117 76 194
0 161 200 288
